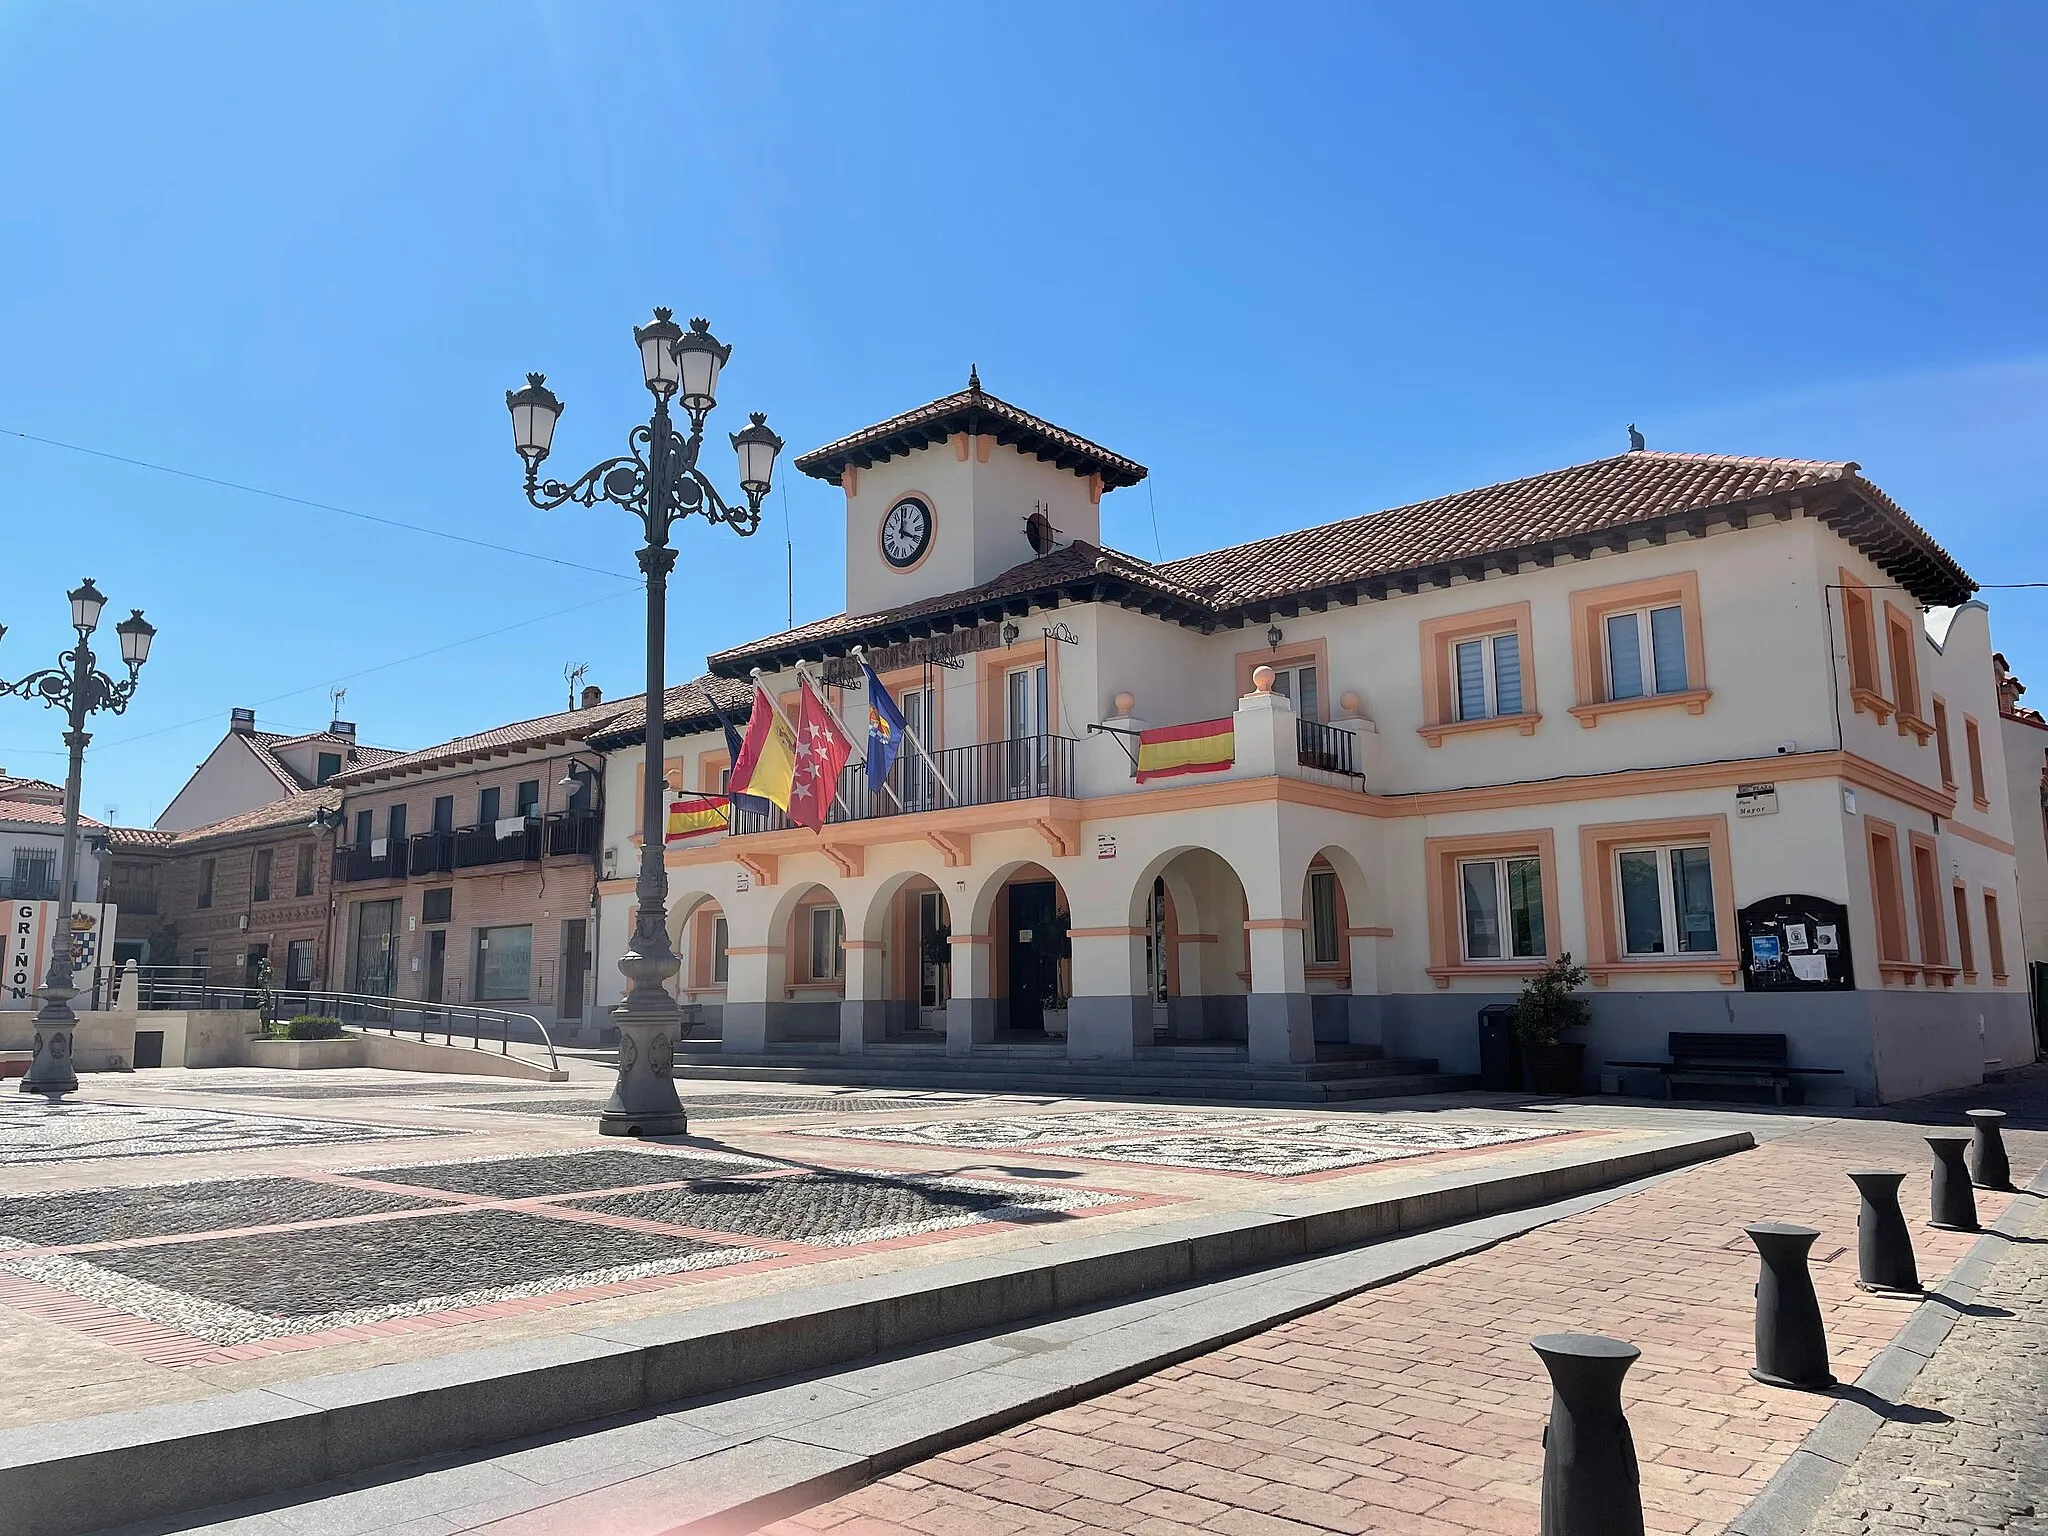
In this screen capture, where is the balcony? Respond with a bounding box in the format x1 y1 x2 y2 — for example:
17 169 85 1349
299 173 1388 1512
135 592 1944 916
546 808 600 857
407 830 456 876
1295 718 1361 776
732 735 1078 836
334 841 408 884
0 872 66 902
108 886 159 915
454 819 542 869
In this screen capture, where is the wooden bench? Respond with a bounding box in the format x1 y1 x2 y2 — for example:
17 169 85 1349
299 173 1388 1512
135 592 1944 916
1607 1032 1844 1105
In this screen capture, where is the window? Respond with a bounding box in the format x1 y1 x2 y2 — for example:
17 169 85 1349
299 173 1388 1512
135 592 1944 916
1005 665 1047 739
296 843 317 897
422 886 452 924
1953 884 1975 977
1269 663 1321 723
1616 845 1718 956
1933 698 1955 787
478 785 501 825
1307 868 1340 965
1910 836 1946 966
1453 632 1524 721
474 924 533 1000
515 780 540 818
11 849 55 898
190 946 209 979
711 917 730 985
197 857 216 909
1842 580 1881 700
1886 608 1923 723
251 848 272 903
1867 822 1908 965
388 804 407 844
316 751 342 786
1458 857 1546 960
432 795 454 834
353 809 373 846
286 939 315 988
1964 716 1988 806
1605 606 1688 701
807 905 844 980
1985 890 2008 981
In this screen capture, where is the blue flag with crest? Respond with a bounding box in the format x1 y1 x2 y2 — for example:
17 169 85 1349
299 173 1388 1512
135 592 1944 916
864 662 907 795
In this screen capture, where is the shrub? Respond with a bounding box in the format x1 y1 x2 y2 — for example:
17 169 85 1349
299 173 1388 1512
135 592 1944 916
1507 953 1590 1046
267 1014 345 1040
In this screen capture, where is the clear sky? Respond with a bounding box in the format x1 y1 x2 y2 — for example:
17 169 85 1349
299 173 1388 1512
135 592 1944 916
2 3 2043 825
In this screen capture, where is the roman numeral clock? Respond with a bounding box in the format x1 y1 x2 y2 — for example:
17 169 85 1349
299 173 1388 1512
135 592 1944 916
880 495 933 568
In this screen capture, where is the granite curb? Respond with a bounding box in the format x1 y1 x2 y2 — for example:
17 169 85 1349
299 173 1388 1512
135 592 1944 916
1725 1158 2048 1536
0 1129 1751 1536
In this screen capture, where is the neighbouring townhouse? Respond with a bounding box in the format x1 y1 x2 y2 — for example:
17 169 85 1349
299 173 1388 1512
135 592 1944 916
116 788 343 1005
1996 653 2048 1012
324 688 622 1040
2 774 112 1013
153 709 398 832
591 374 2033 1105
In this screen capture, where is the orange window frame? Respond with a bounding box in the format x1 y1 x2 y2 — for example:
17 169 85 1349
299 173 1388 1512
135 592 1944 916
1567 570 1710 727
1577 814 1738 985
1865 816 1911 976
1840 573 1888 722
1416 602 1539 747
1884 604 1932 742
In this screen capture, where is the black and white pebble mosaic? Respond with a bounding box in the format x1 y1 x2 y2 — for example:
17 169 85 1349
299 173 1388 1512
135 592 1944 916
454 1093 975 1121
0 1177 456 1248
352 1146 780 1199
0 1098 447 1166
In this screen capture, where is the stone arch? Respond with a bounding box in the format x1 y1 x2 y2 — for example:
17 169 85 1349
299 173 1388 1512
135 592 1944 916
850 867 954 1040
959 858 1074 1039
1300 840 1379 1048
1121 845 1253 1044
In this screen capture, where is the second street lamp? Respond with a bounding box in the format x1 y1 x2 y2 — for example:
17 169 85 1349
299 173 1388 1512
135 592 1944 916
509 308 781 1138
1 580 156 1097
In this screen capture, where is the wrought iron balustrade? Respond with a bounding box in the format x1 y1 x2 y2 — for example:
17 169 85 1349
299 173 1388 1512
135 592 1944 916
1295 718 1361 776
454 819 542 868
407 830 456 876
731 734 1076 835
545 807 601 857
0 872 67 901
333 841 409 883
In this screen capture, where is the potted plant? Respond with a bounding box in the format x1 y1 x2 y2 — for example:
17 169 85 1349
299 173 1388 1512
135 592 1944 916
1509 952 1590 1094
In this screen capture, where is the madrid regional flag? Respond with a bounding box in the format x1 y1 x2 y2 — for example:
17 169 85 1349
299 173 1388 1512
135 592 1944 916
789 674 855 832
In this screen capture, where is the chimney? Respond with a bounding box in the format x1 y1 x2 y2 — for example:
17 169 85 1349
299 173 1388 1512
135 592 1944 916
329 720 357 741
581 684 603 710
230 708 257 735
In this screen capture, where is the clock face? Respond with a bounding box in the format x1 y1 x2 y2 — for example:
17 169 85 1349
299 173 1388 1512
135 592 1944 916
881 496 933 569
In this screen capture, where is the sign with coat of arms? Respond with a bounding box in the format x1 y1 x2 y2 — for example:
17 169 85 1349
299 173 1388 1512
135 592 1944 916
3 902 118 1010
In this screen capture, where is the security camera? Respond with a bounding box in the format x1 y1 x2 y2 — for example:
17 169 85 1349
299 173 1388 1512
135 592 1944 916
1775 741 1797 755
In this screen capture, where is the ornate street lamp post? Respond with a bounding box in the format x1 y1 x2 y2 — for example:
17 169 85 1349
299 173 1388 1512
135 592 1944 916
507 310 782 1137
0 580 156 1096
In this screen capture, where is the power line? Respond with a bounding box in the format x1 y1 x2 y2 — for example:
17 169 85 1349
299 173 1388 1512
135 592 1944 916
0 426 639 584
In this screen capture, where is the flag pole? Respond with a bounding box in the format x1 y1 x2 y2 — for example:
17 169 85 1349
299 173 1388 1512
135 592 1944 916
856 645 956 805
761 666 856 820
844 648 906 812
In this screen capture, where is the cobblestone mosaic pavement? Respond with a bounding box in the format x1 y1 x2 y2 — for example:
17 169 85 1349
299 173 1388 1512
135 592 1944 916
153 1081 552 1100
794 1109 1566 1176
1810 1192 2048 1534
453 1093 977 1120
0 1097 447 1165
0 1176 455 1248
566 1169 1119 1246
352 1146 780 1198
6 1207 764 1343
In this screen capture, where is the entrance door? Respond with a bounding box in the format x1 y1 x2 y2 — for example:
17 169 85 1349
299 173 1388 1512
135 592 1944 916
424 929 446 1004
560 920 588 1022
1006 880 1057 1034
918 889 951 1026
351 900 399 997
899 685 935 809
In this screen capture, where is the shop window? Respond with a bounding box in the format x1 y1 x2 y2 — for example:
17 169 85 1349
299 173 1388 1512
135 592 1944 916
475 925 532 1000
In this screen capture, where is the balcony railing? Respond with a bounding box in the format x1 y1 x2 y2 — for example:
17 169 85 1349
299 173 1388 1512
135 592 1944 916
334 840 408 883
733 734 1077 835
408 829 456 876
545 807 601 858
0 872 66 902
454 819 542 869
108 887 159 915
1295 718 1361 776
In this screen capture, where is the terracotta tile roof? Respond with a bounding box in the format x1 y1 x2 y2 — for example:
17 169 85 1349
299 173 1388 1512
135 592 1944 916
166 787 341 847
0 775 64 802
1150 450 1971 609
244 730 404 791
794 375 1148 492
329 701 634 786
0 800 104 830
105 825 178 852
586 674 760 748
706 541 1198 675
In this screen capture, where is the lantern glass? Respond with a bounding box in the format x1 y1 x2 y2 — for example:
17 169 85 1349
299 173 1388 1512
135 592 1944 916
115 609 155 667
506 373 563 462
731 413 784 497
69 578 107 634
673 318 730 413
633 308 683 396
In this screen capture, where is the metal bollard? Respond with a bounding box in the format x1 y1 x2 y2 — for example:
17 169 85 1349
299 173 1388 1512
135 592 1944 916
1967 1109 2013 1191
1745 1222 1835 1391
1847 1170 1920 1295
1531 1333 1645 1536
1927 1135 1980 1231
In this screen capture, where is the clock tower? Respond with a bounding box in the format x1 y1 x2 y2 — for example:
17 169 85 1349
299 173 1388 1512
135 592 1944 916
794 370 1148 620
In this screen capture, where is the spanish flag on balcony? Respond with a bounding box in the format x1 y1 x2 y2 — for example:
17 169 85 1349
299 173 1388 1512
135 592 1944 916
1134 718 1235 783
665 794 729 843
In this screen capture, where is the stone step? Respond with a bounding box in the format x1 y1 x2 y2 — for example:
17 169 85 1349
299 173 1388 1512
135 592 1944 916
666 1060 1479 1102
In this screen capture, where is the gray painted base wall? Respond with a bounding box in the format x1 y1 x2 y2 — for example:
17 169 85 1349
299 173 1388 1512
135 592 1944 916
1379 987 2038 1105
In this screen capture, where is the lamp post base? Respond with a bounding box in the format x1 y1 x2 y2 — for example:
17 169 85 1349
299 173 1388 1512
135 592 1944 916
21 986 80 1098
598 1015 689 1138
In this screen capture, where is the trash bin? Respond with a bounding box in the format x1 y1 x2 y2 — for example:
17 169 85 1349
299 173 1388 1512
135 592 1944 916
1478 1003 1517 1092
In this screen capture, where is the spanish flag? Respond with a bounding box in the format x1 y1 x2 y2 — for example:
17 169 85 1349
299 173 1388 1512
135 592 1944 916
1134 718 1235 783
665 794 729 843
727 684 798 812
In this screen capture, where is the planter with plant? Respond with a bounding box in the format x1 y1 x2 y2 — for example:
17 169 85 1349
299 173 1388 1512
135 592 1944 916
1509 953 1590 1094
265 1014 347 1041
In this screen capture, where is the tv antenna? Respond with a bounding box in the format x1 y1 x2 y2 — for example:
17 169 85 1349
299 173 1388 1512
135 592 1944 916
564 661 589 710
327 685 347 722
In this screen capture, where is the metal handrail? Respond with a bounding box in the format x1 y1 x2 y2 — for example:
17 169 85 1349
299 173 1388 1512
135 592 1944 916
95 967 559 1073
731 734 1078 835
1295 718 1361 776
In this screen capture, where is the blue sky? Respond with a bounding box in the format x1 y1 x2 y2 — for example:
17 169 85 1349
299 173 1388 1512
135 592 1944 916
2 3 2043 824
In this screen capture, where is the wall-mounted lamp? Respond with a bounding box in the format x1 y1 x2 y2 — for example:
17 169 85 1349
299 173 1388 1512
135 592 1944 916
1266 625 1284 650
1001 621 1020 645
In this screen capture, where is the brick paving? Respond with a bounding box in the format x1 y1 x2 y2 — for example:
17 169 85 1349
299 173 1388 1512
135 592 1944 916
1810 1183 2048 1533
762 1084 2048 1536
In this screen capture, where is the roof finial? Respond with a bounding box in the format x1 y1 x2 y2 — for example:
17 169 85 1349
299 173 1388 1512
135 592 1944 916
1627 423 1646 452
968 363 981 393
